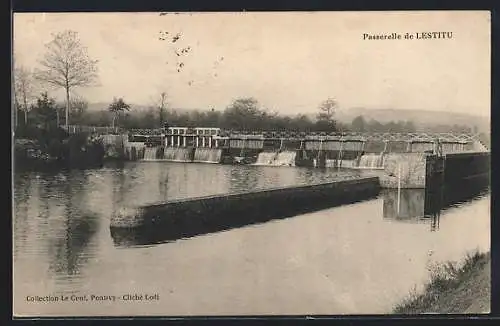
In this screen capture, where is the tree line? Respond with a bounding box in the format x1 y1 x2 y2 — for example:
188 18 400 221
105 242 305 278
15 90 482 138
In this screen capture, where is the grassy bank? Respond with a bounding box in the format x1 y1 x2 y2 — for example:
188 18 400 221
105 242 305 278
394 250 490 314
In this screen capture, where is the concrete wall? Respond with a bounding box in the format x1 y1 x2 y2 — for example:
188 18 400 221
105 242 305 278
441 152 490 200
377 151 490 190
364 140 386 153
443 152 490 183
424 152 490 214
110 177 380 245
379 153 427 189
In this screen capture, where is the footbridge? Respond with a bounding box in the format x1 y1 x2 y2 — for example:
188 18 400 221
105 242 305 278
63 125 489 190
63 125 488 153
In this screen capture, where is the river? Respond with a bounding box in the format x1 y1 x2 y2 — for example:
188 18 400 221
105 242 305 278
13 162 490 316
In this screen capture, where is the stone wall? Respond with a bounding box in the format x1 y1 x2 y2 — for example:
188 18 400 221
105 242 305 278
110 177 380 245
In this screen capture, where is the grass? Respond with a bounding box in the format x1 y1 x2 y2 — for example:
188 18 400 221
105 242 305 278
393 249 490 314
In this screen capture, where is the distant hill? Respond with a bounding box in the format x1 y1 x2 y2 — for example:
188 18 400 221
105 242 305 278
86 102 490 133
335 108 490 133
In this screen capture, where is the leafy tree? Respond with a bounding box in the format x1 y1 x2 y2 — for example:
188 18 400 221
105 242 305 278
108 97 131 128
35 30 99 128
404 120 416 133
222 97 262 130
316 98 337 132
351 115 366 132
31 92 60 130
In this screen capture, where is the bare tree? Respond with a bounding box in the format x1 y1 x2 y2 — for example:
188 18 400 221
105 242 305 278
12 76 19 128
13 66 36 126
35 30 99 129
317 98 337 120
151 91 169 127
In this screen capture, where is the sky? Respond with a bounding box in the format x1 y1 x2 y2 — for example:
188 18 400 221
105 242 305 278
13 11 491 117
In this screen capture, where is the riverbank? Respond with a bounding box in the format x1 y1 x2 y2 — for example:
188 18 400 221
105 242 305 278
393 250 490 314
14 126 106 171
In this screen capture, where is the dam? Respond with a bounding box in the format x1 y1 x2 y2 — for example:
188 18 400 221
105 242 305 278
89 126 489 189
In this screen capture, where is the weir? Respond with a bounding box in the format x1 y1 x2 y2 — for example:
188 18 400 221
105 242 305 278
163 147 194 162
254 151 297 166
356 152 386 169
193 148 223 163
119 127 489 190
110 177 381 245
142 147 159 161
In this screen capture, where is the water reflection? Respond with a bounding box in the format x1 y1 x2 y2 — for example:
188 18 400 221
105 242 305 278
46 172 99 279
12 162 491 316
14 170 102 296
382 189 426 220
228 166 260 193
382 182 489 232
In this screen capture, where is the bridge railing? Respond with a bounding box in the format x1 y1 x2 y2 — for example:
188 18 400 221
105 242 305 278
62 125 123 135
60 125 486 145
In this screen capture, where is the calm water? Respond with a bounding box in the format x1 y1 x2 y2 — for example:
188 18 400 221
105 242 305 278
13 162 490 316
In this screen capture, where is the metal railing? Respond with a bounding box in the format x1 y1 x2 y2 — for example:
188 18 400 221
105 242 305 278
61 125 122 134
61 125 485 145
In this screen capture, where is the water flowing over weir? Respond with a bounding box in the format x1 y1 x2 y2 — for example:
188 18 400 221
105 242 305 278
357 153 386 169
142 147 158 161
193 148 222 163
254 151 297 166
163 147 193 162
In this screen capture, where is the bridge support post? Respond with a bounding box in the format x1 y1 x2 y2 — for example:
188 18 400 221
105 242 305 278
183 136 187 147
202 137 206 147
196 137 199 148
383 140 389 153
406 141 412 153
240 138 247 157
337 141 344 168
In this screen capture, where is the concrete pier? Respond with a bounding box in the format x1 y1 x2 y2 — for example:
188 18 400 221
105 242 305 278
110 177 380 245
